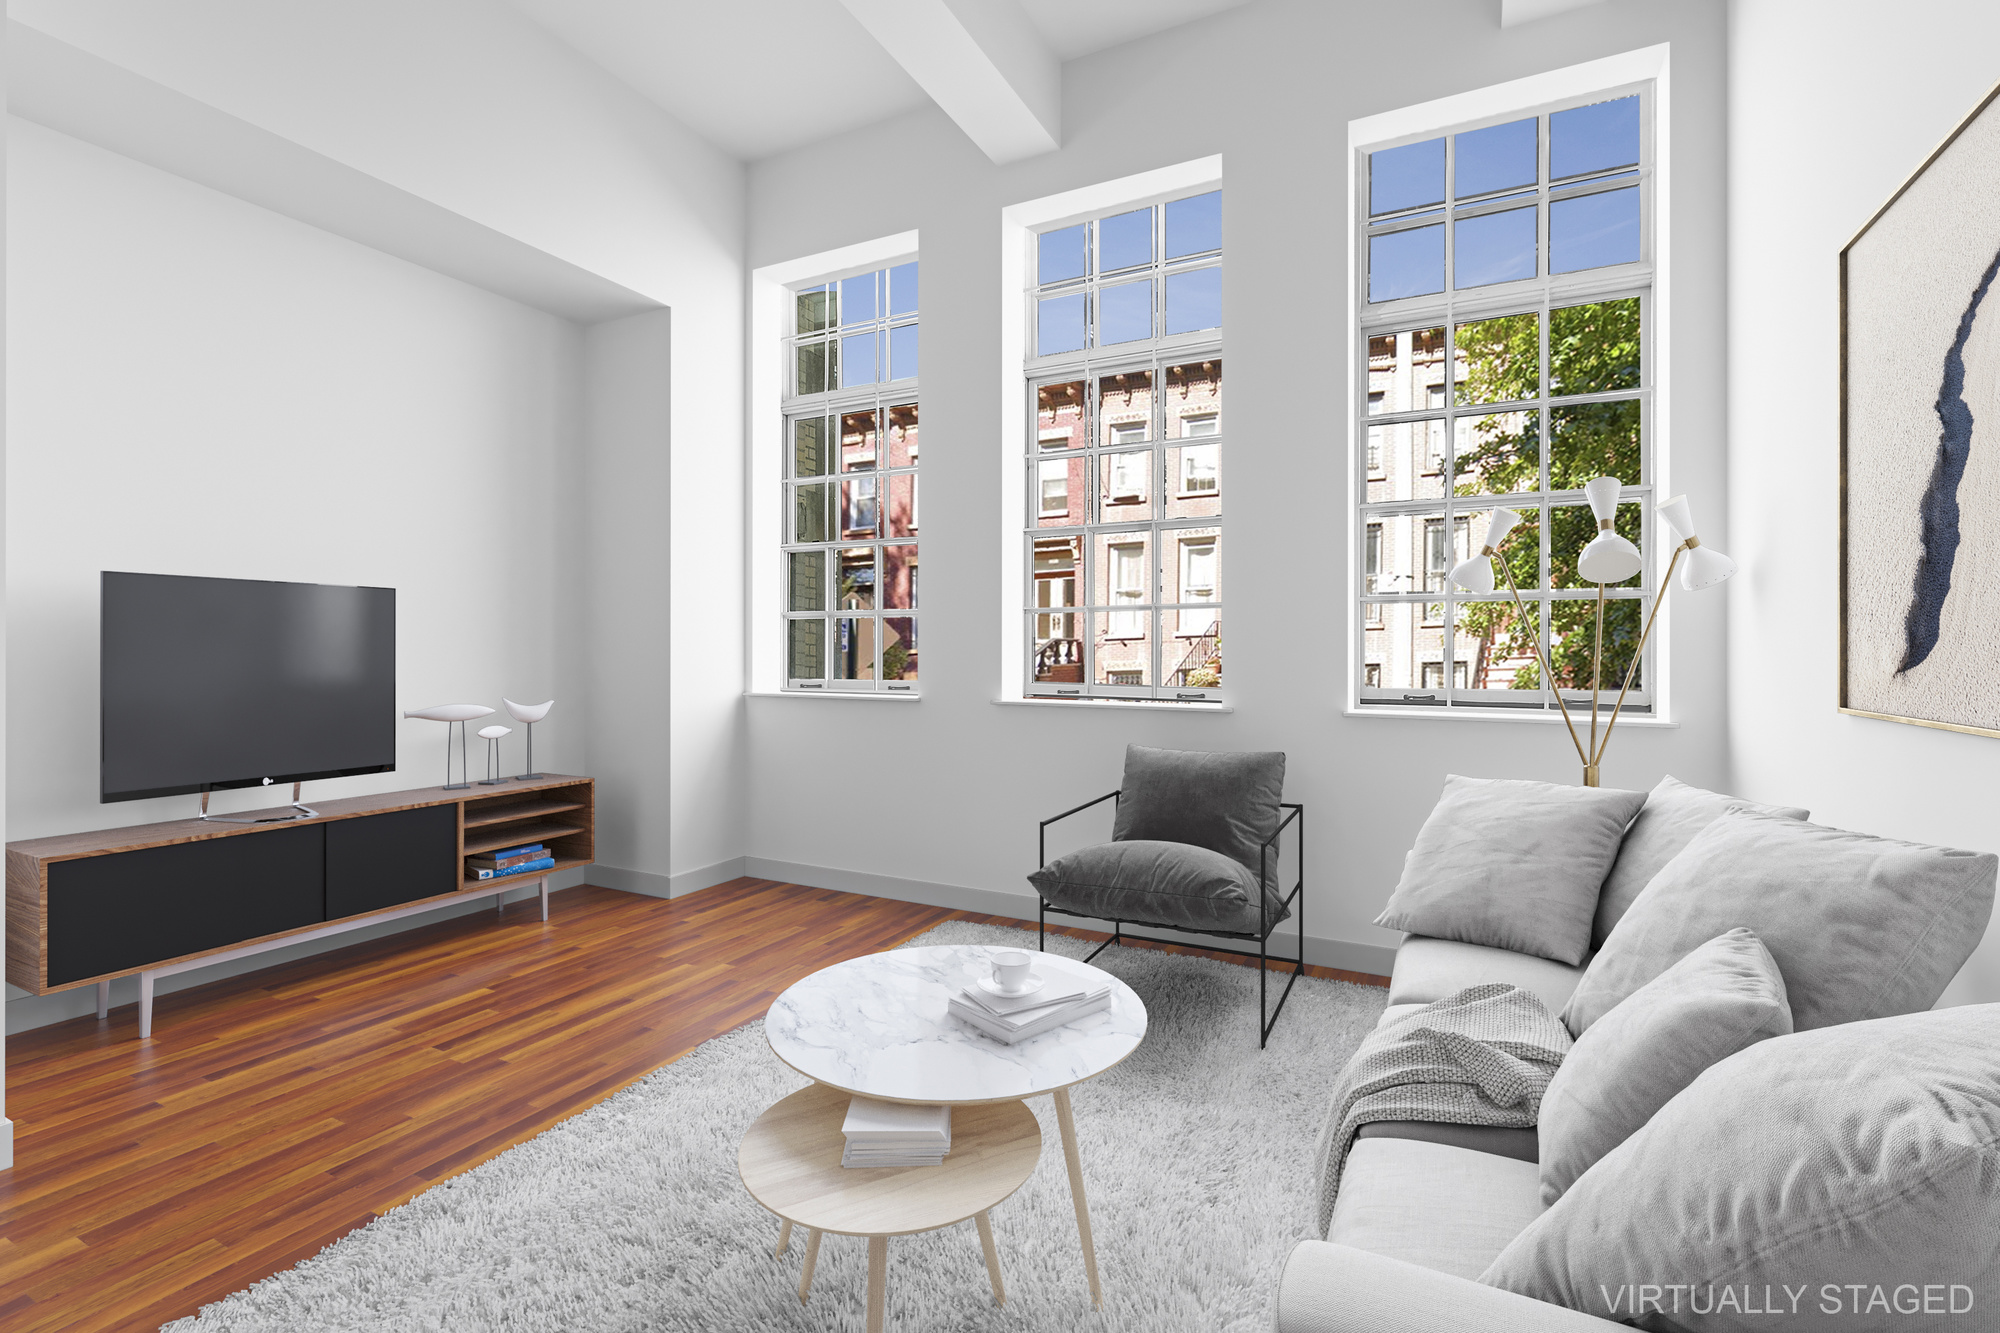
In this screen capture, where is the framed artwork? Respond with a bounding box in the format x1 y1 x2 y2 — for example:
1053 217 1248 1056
1842 77 2000 738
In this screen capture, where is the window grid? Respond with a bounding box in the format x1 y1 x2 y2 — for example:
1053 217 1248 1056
782 260 919 693
1025 189 1223 702
1356 86 1655 714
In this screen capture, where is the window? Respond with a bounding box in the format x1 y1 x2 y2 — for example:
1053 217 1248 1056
1357 85 1653 714
1025 187 1223 700
783 260 920 691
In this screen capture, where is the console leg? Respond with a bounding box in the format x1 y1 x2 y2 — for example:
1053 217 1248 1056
139 971 155 1039
96 980 110 1019
540 876 549 922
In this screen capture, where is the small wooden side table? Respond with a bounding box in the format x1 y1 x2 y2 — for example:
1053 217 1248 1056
738 1082 1041 1333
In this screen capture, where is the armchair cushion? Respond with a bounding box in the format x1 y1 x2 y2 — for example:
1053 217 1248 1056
1028 839 1287 935
1110 744 1286 880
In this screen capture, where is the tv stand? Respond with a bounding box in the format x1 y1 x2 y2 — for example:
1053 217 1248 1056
197 783 319 824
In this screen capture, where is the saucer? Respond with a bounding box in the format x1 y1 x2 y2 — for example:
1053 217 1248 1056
976 973 1046 999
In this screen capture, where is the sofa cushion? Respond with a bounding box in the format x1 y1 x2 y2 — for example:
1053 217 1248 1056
1110 744 1286 879
1027 839 1286 934
1328 1137 1544 1281
1537 928 1790 1205
1375 776 1646 966
1591 776 1809 949
1563 809 1997 1034
1387 937 1588 1017
1482 1005 2000 1328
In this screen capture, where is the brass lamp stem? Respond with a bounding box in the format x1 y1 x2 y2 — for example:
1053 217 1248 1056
1590 541 1690 768
1588 581 1606 783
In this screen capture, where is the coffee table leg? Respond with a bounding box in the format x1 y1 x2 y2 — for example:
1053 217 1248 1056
1053 1086 1103 1308
776 1217 792 1257
975 1210 1006 1306
797 1228 822 1305
867 1235 888 1333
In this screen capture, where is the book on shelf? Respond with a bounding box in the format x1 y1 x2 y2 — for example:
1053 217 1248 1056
470 844 547 868
948 980 1112 1045
840 1096 950 1168
470 856 556 880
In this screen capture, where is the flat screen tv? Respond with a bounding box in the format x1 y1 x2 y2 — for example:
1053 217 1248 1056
101 572 396 803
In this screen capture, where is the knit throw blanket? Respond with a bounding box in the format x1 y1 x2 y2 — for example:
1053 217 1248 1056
1311 983 1573 1237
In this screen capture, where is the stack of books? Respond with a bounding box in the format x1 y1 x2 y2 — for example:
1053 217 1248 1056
469 842 556 880
840 1097 951 1167
948 973 1113 1044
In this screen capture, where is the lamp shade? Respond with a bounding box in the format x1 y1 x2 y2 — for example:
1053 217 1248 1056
1485 507 1523 548
1449 554 1496 593
1656 495 1738 590
1577 476 1642 584
504 697 555 724
404 703 495 723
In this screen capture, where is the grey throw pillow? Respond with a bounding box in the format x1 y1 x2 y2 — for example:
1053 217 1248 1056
1374 776 1647 966
1483 1005 2000 1329
1537 927 1791 1206
1592 776 1810 949
1028 839 1288 935
1111 745 1286 880
1563 808 1997 1034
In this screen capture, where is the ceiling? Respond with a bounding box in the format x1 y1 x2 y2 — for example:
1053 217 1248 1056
504 0 1251 161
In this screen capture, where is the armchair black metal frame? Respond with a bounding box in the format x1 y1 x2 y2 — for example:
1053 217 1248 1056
1036 792 1306 1048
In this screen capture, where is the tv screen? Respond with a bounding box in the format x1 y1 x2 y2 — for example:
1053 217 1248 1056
101 572 396 803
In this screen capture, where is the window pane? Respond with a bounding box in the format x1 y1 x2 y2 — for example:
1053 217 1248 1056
1038 292 1087 355
1370 137 1445 216
889 322 919 380
886 402 919 466
1550 501 1642 589
1039 457 1076 520
1454 206 1537 288
1164 266 1221 334
1039 222 1087 284
793 482 833 543
1454 409 1540 497
840 477 878 538
1099 279 1154 344
1366 420 1447 502
1455 117 1538 198
792 416 829 477
1177 444 1219 495
887 473 918 537
796 285 835 334
1551 96 1640 180
1472 505 1542 590
1547 596 1642 692
788 617 825 679
840 270 879 324
1093 611 1152 686
1098 450 1152 522
1550 298 1641 395
834 616 876 680
1164 610 1221 688
889 261 919 315
841 331 878 385
1369 225 1444 301
1363 510 1443 597
884 617 918 681
1165 528 1221 603
1453 598 1538 692
1165 190 1222 258
1455 312 1540 406
787 550 826 612
837 546 876 608
1099 369 1153 445
1362 598 1448 694
840 410 878 472
883 543 918 608
1366 329 1446 417
1036 380 1087 449
1031 537 1082 676
1094 531 1154 611
796 339 835 394
1099 207 1153 272
1165 359 1221 438
1548 399 1641 489
1550 187 1640 272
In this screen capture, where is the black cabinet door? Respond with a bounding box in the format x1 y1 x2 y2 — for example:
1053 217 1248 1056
325 805 458 921
47 825 326 986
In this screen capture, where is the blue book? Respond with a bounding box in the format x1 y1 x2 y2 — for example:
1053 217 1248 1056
476 842 547 863
472 856 557 881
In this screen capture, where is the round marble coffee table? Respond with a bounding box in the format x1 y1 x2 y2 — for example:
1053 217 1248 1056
765 944 1147 1307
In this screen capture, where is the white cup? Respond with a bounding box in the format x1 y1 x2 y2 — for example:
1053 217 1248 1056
991 949 1035 993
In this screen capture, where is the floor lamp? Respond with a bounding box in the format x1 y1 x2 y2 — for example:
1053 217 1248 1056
1449 481 1737 787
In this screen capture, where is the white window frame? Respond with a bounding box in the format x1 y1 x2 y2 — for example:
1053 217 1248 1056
1347 46 1673 722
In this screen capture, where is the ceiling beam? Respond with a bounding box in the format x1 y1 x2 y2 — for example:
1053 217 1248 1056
838 0 1058 164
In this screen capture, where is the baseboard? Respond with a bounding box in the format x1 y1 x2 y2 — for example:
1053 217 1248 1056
740 856 1398 979
583 858 746 900
3 867 593 1036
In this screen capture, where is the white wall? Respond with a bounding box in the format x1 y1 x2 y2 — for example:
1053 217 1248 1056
1727 0 2000 1005
742 0 1731 973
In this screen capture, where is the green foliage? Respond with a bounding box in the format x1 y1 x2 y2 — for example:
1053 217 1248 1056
1184 633 1221 689
883 643 910 680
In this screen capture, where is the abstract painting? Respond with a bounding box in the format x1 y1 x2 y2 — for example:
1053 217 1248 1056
1843 78 2000 736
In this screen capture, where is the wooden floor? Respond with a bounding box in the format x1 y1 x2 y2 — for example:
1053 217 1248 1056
0 877 1383 1332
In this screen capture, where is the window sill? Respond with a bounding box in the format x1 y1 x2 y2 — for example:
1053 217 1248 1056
1345 703 1675 726
749 689 921 702
997 697 1233 714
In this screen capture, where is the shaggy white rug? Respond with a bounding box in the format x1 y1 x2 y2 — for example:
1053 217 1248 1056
161 920 1386 1332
